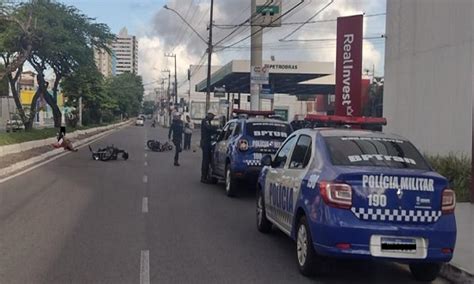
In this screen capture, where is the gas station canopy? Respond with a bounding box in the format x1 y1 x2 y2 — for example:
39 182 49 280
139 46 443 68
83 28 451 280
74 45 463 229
195 60 335 96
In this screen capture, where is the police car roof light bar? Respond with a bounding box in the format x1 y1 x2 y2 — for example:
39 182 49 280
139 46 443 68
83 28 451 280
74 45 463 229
304 114 387 126
232 109 275 117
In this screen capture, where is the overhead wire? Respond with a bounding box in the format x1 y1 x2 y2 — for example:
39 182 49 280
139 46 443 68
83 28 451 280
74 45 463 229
215 0 306 51
213 0 274 47
279 0 334 41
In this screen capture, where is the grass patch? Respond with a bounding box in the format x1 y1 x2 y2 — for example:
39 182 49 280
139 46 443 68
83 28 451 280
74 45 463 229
426 154 471 202
0 122 115 146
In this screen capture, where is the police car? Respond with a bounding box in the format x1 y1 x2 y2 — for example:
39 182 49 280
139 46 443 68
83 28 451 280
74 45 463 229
256 115 456 281
209 110 293 197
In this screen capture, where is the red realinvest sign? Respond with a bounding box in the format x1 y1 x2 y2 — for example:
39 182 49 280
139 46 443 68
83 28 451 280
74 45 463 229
335 15 363 117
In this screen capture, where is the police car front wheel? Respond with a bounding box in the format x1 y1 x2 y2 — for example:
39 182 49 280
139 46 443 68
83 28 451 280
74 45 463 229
409 262 442 282
225 167 237 197
296 216 319 277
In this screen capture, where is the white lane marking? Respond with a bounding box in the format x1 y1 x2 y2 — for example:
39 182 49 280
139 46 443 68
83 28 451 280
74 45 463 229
142 197 148 213
143 175 148 183
0 127 122 184
140 250 150 284
144 161 148 167
144 153 148 158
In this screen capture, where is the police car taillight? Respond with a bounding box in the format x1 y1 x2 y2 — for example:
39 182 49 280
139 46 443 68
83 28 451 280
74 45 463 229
441 189 456 214
239 139 249 151
319 182 352 209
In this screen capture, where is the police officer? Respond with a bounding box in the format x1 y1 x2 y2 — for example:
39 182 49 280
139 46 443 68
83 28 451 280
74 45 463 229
200 112 217 183
168 112 184 166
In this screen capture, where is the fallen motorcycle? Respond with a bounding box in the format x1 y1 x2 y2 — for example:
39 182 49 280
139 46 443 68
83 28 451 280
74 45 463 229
89 145 129 161
147 140 173 152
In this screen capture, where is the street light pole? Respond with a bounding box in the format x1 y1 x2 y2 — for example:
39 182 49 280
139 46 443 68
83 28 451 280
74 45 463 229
250 0 263 111
206 0 214 113
163 4 214 113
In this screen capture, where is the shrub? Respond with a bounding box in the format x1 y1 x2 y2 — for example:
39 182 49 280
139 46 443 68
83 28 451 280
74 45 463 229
426 154 471 202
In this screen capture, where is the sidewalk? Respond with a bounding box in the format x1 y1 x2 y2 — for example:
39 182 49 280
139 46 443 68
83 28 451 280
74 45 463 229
451 203 474 274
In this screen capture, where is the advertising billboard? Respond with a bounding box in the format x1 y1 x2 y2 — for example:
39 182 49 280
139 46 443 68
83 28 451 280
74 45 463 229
334 15 363 117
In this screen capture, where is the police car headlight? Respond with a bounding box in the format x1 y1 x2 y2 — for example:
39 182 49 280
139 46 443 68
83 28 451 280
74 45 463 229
239 139 249 151
319 181 352 209
441 188 456 214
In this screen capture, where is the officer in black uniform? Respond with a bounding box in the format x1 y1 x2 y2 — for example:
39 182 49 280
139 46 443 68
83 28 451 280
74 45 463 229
168 112 184 166
200 112 217 183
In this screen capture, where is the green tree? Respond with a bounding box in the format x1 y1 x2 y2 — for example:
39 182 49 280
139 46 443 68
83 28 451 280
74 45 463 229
62 62 118 125
1 0 114 129
0 64 8 96
142 101 156 116
105 73 144 118
25 0 114 128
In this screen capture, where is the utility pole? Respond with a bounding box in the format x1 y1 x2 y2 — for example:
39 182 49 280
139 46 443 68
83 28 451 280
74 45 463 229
206 0 214 113
250 0 263 111
162 69 171 126
163 4 214 113
165 53 178 105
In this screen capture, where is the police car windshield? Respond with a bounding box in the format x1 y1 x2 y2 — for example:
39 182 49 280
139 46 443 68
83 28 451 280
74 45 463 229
324 136 431 170
246 122 292 140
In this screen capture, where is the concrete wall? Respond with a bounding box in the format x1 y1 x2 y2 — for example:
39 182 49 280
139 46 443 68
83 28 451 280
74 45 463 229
384 0 473 156
0 97 16 130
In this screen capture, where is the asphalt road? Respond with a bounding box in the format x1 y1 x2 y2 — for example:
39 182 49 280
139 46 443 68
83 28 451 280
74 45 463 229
0 124 450 284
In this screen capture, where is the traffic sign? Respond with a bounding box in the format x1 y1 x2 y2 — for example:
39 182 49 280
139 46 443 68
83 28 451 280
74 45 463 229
251 65 269 85
254 0 282 27
214 86 226 98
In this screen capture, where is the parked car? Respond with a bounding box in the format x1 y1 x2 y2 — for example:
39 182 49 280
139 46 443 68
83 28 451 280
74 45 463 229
6 115 25 132
256 123 456 281
209 113 292 197
135 118 145 126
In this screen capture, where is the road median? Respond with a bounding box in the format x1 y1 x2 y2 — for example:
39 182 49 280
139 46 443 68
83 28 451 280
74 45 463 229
0 120 132 182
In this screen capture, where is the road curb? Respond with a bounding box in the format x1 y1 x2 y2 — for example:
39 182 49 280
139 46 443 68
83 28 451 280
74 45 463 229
440 262 473 283
0 121 131 158
0 121 132 181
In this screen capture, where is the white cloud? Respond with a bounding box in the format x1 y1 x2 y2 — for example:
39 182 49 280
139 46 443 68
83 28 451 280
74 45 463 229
138 0 386 92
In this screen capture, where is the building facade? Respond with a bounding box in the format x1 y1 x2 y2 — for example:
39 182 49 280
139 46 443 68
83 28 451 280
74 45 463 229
94 48 114 77
383 0 473 156
112 27 138 75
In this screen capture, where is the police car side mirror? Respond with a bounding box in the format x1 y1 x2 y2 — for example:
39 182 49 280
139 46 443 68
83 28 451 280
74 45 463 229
261 154 272 167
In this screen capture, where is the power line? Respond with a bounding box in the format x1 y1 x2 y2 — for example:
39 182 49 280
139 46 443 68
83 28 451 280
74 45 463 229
214 36 385 52
213 12 386 28
213 0 274 47
170 0 196 53
215 0 306 51
279 0 334 42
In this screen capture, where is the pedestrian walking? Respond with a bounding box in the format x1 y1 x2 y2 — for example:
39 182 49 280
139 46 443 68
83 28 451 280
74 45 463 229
168 112 184 166
200 112 217 183
183 115 194 150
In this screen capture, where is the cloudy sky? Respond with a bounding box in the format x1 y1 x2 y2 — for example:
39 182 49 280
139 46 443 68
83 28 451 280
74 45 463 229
63 0 387 96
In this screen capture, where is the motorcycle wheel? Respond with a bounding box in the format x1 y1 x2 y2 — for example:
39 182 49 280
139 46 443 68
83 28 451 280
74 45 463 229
99 147 114 161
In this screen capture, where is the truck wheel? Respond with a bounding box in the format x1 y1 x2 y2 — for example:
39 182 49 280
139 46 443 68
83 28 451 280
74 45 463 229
296 216 319 277
225 166 237 197
409 263 442 282
256 188 272 233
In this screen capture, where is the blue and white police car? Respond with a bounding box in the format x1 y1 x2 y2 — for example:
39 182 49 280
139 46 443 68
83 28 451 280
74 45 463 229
209 110 292 197
256 115 456 281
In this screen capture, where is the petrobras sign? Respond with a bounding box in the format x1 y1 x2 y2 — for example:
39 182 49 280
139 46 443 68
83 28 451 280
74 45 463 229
335 15 363 117
251 65 269 85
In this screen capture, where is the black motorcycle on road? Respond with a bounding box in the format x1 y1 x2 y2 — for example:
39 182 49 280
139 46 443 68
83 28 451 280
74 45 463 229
89 145 129 161
147 140 173 152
